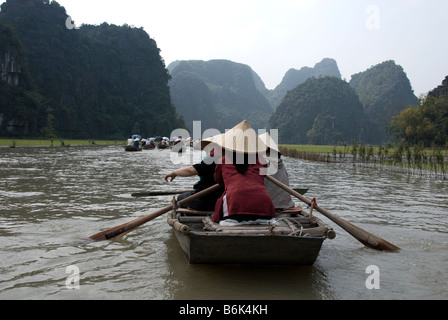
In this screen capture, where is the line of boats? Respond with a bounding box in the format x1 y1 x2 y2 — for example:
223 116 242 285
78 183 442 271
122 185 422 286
124 135 198 152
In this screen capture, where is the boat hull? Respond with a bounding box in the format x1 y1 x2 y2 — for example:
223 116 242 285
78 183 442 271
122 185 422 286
168 208 334 265
173 229 325 265
125 146 142 151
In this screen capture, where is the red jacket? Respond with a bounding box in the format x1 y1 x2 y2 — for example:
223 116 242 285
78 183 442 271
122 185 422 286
213 155 275 222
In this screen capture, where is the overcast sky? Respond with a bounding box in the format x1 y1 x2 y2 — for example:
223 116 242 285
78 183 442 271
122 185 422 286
5 0 448 96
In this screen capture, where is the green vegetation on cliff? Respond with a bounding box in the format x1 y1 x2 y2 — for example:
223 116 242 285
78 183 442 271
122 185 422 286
267 58 342 110
168 59 272 132
269 77 365 145
349 60 418 143
0 0 184 139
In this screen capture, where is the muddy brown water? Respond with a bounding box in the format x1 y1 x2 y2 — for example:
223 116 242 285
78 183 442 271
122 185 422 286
0 146 446 300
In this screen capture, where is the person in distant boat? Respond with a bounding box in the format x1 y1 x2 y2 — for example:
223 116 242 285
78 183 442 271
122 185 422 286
133 138 140 148
159 139 168 148
164 141 224 211
127 136 133 146
259 132 296 210
210 120 275 223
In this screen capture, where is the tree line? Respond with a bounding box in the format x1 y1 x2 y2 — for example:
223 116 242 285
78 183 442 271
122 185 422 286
389 94 448 148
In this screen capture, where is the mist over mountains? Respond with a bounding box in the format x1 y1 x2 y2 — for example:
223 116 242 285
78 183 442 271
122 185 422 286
1 0 420 145
169 58 418 144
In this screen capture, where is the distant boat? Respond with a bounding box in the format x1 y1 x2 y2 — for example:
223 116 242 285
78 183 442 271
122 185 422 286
157 141 170 149
124 145 142 152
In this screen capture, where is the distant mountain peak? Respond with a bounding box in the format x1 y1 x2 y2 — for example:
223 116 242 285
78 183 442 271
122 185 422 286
168 59 272 132
263 58 342 110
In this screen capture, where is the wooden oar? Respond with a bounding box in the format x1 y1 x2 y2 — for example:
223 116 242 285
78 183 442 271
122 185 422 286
89 184 221 241
265 175 400 252
132 188 307 197
131 190 192 197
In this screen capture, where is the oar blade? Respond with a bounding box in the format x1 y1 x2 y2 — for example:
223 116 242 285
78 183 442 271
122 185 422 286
89 224 133 241
374 240 401 252
349 228 400 252
328 209 400 252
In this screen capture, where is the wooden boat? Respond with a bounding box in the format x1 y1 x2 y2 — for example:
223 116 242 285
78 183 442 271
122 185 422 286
167 203 335 265
125 145 142 152
157 143 170 150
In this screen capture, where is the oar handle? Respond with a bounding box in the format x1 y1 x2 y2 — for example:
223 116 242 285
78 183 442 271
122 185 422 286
265 175 400 252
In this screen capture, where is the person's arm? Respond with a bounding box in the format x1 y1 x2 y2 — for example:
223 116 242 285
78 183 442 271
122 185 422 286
165 166 198 182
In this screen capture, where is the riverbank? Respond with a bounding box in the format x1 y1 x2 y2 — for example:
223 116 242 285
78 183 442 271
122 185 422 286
3 138 447 179
279 144 448 180
0 138 122 148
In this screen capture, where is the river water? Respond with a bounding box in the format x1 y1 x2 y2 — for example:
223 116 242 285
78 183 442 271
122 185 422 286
0 145 446 300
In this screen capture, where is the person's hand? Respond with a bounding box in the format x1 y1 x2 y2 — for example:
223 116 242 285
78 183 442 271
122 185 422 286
165 171 177 182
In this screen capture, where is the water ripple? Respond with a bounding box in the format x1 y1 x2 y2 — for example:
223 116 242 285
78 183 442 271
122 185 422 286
0 146 446 300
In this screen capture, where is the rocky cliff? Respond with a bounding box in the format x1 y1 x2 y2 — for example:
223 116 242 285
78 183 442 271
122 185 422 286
168 59 273 132
0 45 21 86
428 76 448 98
265 58 342 109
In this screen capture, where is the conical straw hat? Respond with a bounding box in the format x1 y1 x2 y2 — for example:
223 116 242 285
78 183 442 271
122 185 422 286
259 132 279 152
200 133 224 150
203 120 267 154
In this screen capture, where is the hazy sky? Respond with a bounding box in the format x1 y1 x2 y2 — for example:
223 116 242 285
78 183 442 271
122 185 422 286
4 0 448 96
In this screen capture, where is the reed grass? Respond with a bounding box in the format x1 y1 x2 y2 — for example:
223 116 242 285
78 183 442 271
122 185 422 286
280 143 447 179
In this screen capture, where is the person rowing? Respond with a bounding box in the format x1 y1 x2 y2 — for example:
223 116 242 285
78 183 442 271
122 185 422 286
164 139 223 212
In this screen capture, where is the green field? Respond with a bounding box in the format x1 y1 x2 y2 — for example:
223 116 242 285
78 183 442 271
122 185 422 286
2 139 446 158
280 144 346 153
280 144 447 157
0 139 123 147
